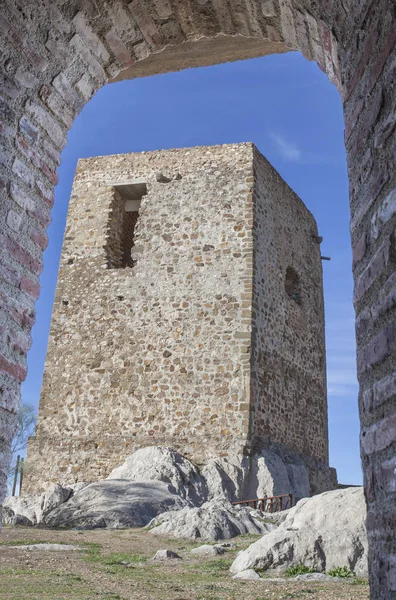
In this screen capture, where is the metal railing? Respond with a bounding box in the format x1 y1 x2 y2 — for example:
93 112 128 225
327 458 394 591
232 493 293 512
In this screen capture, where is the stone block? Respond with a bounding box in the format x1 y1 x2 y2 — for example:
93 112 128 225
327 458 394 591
25 100 66 150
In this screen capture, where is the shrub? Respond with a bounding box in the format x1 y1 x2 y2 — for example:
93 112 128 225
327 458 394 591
327 566 355 578
285 564 315 577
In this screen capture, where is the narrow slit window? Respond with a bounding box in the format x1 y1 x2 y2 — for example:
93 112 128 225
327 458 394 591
105 182 147 269
285 266 302 305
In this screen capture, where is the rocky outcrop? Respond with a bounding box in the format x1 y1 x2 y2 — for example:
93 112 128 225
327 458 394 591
230 487 368 577
3 483 73 526
43 480 187 529
3 446 336 535
148 497 277 541
107 446 208 505
202 447 311 503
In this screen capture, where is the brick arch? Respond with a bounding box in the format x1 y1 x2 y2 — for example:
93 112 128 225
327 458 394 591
0 1 394 597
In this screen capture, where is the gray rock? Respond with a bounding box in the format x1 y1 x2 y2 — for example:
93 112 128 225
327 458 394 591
8 544 81 551
107 447 207 505
3 494 43 526
191 544 225 556
232 569 261 580
148 498 277 541
230 487 368 577
2 506 34 527
202 448 310 504
294 573 342 582
43 480 187 529
152 549 182 560
3 483 74 526
41 484 73 517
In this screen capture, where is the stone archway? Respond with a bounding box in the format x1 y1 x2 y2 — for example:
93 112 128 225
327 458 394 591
0 1 394 597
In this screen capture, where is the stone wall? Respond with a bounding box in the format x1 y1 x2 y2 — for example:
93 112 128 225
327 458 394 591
0 0 395 597
250 148 328 464
24 143 330 492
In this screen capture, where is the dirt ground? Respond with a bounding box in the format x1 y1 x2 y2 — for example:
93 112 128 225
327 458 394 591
0 526 369 600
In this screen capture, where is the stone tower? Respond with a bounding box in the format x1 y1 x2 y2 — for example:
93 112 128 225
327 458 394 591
25 143 334 493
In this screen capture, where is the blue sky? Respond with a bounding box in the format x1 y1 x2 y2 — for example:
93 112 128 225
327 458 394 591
22 52 362 485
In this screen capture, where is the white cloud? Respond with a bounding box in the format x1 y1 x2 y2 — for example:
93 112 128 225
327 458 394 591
270 132 302 162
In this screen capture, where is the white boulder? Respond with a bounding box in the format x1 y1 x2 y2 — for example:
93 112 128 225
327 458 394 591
43 479 187 529
230 487 368 577
148 497 277 541
107 447 208 505
232 569 261 580
203 448 310 503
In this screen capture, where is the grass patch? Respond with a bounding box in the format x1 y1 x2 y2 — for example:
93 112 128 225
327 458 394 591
195 558 233 577
104 552 147 565
285 564 315 577
327 566 355 578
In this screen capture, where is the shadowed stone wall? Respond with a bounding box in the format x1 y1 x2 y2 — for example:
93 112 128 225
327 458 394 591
24 143 331 493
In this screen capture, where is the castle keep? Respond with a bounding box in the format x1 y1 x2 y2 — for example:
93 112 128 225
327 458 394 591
25 143 331 493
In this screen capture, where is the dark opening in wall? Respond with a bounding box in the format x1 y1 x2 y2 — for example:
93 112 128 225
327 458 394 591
105 182 147 269
285 266 302 305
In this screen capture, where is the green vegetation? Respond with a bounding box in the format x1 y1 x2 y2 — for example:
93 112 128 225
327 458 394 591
327 566 355 578
194 558 233 577
285 564 315 577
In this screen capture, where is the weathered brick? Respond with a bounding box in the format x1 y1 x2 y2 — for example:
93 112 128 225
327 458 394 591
20 276 40 300
42 138 61 167
351 163 389 233
105 29 135 68
35 179 55 208
353 232 367 267
348 85 383 160
361 413 396 455
0 232 43 275
0 291 36 330
73 12 110 63
14 67 38 90
19 116 40 145
294 12 310 60
12 157 34 188
0 94 16 124
371 188 396 240
29 225 48 251
27 200 51 229
374 371 396 412
6 210 22 233
0 72 20 99
367 26 396 94
10 181 35 211
0 380 20 413
25 100 66 150
45 35 70 64
358 322 396 373
355 235 394 302
75 73 96 101
0 257 21 287
128 0 164 48
0 355 27 383
10 329 32 355
70 34 107 83
0 120 16 145
52 72 85 114
278 0 297 48
40 85 75 129
344 24 379 102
